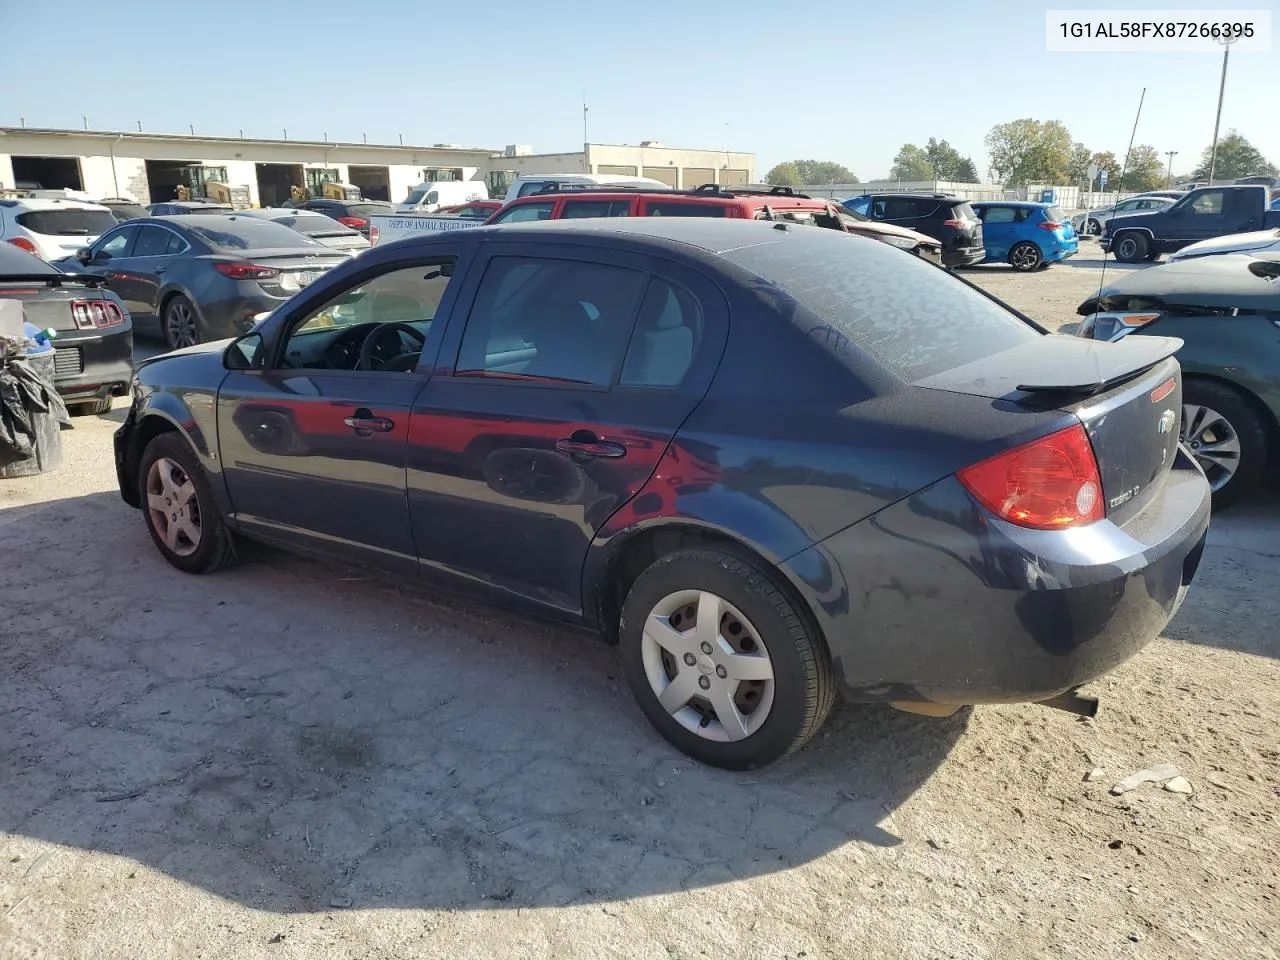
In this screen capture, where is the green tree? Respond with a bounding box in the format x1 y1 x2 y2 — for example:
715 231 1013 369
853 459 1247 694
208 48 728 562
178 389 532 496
953 157 979 183
765 159 857 186
984 119 1073 185
764 162 802 187
1067 142 1093 182
890 144 933 181
1090 151 1120 188
924 138 964 178
1190 130 1278 180
1120 144 1166 191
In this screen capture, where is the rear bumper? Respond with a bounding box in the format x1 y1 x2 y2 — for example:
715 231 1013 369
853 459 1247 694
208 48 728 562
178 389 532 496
1045 239 1079 262
943 246 986 268
49 327 134 401
780 457 1211 705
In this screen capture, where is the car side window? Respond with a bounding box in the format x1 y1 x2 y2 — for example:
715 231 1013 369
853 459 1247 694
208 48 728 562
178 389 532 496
619 279 704 387
494 202 555 223
164 231 189 255
561 200 632 219
455 256 645 386
281 261 457 370
94 226 138 259
845 197 871 216
132 225 172 258
643 202 726 218
978 206 1016 223
1190 191 1224 215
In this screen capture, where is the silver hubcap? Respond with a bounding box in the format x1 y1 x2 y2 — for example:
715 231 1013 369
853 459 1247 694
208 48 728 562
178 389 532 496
1011 244 1039 269
1182 403 1241 491
1086 219 1101 235
641 590 775 742
1117 238 1138 259
146 457 202 556
167 301 197 349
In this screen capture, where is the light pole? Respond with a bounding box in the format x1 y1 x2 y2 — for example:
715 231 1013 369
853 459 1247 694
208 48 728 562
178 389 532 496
1165 150 1178 187
1207 35 1235 184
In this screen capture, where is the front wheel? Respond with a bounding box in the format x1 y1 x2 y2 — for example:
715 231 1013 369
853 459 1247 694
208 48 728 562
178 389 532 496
1009 241 1042 272
1112 232 1148 263
619 547 836 770
138 432 238 573
1181 381 1269 509
1085 218 1102 235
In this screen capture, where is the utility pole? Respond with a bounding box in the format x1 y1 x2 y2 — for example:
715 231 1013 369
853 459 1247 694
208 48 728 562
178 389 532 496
1207 35 1235 184
582 93 589 146
1165 150 1178 187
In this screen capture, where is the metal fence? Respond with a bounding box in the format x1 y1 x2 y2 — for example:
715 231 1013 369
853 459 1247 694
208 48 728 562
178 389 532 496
798 179 1157 213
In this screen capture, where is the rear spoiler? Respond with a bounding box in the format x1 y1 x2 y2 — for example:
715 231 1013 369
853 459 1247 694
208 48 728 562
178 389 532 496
0 272 110 288
1015 335 1182 395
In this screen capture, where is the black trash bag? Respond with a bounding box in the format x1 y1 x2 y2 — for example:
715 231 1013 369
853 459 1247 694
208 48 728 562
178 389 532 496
0 354 72 458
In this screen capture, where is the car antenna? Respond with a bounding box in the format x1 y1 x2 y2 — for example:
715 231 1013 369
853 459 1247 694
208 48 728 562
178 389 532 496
1094 86 1145 312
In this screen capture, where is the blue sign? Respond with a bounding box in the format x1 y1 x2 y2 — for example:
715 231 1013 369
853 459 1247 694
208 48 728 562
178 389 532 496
1040 189 1056 203
1099 170 1109 189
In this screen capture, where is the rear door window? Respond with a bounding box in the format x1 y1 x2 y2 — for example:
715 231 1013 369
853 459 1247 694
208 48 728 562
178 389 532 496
560 200 632 219
132 225 173 257
643 201 727 218
977 206 1016 223
455 257 645 386
494 202 555 223
722 229 1038 382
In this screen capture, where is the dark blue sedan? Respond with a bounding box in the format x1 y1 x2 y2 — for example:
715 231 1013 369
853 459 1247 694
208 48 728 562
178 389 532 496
972 201 1080 271
112 218 1209 769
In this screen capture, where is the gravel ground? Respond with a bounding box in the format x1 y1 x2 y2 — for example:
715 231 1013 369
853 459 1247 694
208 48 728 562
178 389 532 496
2 253 1278 960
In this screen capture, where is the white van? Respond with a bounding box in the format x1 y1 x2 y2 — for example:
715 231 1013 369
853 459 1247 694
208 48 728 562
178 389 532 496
395 180 489 213
503 173 671 201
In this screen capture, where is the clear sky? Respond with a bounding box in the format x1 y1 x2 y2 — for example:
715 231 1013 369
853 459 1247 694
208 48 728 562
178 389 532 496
3 0 1276 180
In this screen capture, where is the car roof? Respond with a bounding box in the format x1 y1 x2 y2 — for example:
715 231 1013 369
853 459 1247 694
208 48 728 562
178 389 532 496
0 197 112 211
973 201 1047 208
504 189 828 208
853 193 964 202
455 216 825 256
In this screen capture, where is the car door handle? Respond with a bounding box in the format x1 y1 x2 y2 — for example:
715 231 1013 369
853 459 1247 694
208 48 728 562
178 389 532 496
556 436 626 459
154 266 167 274
344 408 394 434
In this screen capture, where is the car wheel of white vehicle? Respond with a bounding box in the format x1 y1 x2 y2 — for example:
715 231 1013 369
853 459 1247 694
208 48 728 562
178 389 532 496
139 433 237 573
1085 218 1102 235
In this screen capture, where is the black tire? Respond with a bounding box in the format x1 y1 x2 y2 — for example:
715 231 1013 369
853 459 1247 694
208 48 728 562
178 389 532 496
162 294 203 351
1008 241 1042 272
1182 380 1269 509
618 547 837 770
1112 231 1148 264
70 397 113 416
137 432 237 573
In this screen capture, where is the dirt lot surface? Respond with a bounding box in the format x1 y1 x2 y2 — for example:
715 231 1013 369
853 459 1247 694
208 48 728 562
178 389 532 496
3 250 1278 960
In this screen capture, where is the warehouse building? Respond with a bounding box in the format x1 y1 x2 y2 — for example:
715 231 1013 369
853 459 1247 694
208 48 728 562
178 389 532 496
0 127 755 205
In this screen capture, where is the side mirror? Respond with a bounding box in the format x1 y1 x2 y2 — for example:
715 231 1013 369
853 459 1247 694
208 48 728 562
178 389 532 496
224 332 265 370
76 247 93 265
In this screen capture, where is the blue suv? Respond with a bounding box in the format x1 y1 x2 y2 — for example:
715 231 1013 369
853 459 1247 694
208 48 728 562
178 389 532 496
971 201 1078 271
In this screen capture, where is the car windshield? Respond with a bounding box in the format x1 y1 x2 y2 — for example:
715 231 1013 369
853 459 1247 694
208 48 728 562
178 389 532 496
0 242 59 275
15 209 119 236
723 228 1039 382
105 203 149 221
185 218 324 250
275 213 359 236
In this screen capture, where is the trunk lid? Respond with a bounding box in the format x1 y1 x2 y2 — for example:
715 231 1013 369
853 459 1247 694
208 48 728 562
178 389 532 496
916 334 1185 522
0 277 115 333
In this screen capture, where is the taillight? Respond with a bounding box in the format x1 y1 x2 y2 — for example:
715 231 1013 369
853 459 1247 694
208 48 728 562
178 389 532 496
942 218 964 229
369 225 380 245
1039 221 1064 231
957 424 1104 530
337 216 367 229
6 237 41 257
70 299 126 329
212 262 280 280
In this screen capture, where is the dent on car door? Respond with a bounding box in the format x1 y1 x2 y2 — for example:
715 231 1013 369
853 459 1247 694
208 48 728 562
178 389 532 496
215 256 465 575
405 246 726 615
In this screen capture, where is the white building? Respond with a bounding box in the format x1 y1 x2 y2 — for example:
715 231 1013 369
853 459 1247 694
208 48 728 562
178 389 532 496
0 128 756 205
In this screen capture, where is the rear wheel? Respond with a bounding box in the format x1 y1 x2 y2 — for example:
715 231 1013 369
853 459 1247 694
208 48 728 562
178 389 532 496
1085 218 1102 235
163 294 202 350
1181 380 1269 509
618 547 836 770
138 433 237 573
1112 232 1148 263
1009 242 1042 272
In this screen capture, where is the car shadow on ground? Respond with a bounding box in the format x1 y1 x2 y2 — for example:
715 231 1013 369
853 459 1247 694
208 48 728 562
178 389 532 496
1164 488 1280 661
1 491 968 914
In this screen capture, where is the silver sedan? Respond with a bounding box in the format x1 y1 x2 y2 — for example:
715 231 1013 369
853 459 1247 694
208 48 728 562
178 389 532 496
1072 194 1176 236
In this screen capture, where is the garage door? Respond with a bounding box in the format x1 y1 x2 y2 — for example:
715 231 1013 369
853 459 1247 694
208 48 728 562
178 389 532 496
682 167 716 189
642 167 678 187
721 169 750 187
597 165 638 176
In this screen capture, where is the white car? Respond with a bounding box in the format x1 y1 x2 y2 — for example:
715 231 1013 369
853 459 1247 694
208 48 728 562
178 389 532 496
0 197 120 261
1167 227 1280 263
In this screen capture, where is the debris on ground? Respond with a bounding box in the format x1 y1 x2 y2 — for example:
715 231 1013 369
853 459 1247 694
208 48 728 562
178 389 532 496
1111 763 1180 795
1164 776 1194 795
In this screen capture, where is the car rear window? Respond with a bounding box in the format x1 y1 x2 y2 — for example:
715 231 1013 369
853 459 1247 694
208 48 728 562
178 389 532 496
1046 205 1068 223
950 201 978 221
185 218 323 250
644 202 727 218
722 229 1039 382
15 209 119 236
274 213 358 235
105 203 149 221
339 203 391 218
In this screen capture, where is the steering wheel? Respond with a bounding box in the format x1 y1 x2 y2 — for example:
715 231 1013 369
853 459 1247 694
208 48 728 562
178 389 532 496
355 322 427 371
